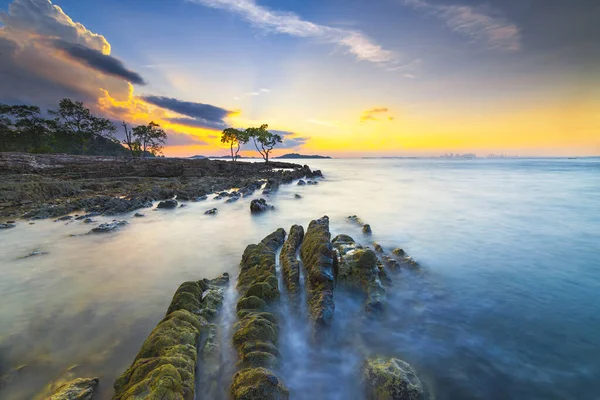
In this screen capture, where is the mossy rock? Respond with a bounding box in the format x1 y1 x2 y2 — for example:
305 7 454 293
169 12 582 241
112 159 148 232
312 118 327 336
36 376 98 400
233 314 278 349
230 368 289 400
363 357 426 400
241 351 279 368
236 296 267 314
239 341 280 357
245 282 279 302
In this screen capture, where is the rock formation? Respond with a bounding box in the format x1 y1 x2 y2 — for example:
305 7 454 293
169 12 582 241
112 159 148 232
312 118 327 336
113 274 228 400
299 216 335 335
363 357 427 400
280 225 305 305
231 229 289 400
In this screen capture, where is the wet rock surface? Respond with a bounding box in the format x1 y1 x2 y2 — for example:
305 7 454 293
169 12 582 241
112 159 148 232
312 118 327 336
231 229 289 400
299 216 335 334
280 225 305 306
205 208 218 215
0 222 16 229
88 220 128 234
332 234 386 313
34 366 98 400
250 198 274 213
156 199 178 209
113 274 228 400
363 357 427 400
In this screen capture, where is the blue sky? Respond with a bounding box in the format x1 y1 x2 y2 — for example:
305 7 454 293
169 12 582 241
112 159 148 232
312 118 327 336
1 0 598 156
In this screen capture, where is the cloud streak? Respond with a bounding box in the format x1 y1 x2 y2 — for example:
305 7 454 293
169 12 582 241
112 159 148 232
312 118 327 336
404 0 521 51
187 0 397 66
53 40 146 85
360 107 393 122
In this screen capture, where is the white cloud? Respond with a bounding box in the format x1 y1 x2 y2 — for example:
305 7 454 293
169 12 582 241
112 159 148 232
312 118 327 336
187 0 398 66
404 0 521 51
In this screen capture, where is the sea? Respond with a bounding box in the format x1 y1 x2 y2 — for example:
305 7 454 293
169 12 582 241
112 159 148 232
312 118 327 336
0 157 599 399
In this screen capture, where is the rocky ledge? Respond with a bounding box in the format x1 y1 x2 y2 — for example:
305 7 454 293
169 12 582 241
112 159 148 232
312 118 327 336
0 153 322 219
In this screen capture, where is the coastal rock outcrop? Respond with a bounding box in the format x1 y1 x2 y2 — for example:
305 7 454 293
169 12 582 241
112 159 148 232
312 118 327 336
332 235 386 313
250 198 274 213
280 225 305 305
88 220 127 234
363 357 427 400
113 274 229 400
156 199 178 209
231 229 289 400
348 215 373 235
299 216 335 334
36 377 99 400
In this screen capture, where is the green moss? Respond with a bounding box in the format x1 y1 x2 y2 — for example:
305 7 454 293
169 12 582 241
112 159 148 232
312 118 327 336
233 314 278 348
236 296 267 314
230 368 289 400
241 351 279 368
363 357 426 400
239 341 280 357
246 282 279 301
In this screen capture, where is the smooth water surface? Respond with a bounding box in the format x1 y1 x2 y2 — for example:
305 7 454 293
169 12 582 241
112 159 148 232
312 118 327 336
1 158 599 399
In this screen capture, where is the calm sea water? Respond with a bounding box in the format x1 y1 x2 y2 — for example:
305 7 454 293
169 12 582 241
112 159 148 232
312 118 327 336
0 158 599 399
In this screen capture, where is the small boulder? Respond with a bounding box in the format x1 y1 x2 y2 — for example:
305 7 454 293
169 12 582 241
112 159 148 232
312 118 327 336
156 199 178 209
134 212 145 218
192 195 208 202
294 194 303 199
250 199 274 213
88 220 128 234
363 224 372 235
363 357 426 400
54 215 73 222
297 180 306 186
0 223 16 229
205 208 218 215
83 218 96 224
307 180 318 185
392 248 405 257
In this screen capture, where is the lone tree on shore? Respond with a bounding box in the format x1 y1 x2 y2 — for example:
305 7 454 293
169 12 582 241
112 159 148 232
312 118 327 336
132 121 167 157
221 127 249 162
246 124 282 163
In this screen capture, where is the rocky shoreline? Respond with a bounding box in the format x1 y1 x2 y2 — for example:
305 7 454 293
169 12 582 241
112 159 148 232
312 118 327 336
0 153 322 220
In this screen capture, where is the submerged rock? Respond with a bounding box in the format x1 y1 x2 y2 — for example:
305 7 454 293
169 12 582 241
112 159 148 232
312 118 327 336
280 225 305 305
294 194 302 199
88 220 127 234
348 215 373 235
192 195 208 202
363 357 426 400
54 215 73 222
113 274 228 400
0 223 16 229
332 235 386 313
19 250 49 259
37 377 99 400
300 216 335 334
232 229 288 400
133 212 145 218
205 208 218 215
297 180 306 186
250 198 274 213
307 180 318 185
156 199 178 209
363 224 373 235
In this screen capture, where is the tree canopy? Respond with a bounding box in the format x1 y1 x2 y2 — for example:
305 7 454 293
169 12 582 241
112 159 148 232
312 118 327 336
245 124 282 163
220 128 249 162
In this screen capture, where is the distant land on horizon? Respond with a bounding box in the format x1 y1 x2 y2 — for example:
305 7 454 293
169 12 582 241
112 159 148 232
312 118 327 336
275 153 332 159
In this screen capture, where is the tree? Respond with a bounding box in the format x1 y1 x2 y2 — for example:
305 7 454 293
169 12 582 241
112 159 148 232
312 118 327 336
0 104 52 153
221 128 248 162
122 122 140 157
132 121 167 157
246 124 282 163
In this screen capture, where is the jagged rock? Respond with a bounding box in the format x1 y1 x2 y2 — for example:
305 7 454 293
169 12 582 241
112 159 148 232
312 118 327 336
113 274 228 400
379 249 420 271
54 215 73 222
300 216 335 334
250 199 274 213
280 225 305 305
297 180 306 186
332 235 386 313
294 194 302 199
363 224 373 235
392 248 405 257
134 212 145 217
88 220 127 234
307 180 318 185
0 223 16 229
36 377 99 400
232 229 288 399
205 208 218 215
373 243 384 253
348 215 365 225
156 199 178 209
363 357 426 400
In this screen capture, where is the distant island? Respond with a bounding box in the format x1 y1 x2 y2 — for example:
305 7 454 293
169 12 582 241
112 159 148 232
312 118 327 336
189 155 206 159
275 153 332 159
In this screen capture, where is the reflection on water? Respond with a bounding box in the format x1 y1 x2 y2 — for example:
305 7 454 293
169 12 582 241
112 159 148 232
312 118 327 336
1 158 599 399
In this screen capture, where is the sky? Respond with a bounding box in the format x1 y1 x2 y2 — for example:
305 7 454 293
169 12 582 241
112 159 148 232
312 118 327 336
0 0 598 157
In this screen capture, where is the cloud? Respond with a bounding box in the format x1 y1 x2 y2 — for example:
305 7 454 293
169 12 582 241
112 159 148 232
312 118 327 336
234 88 271 100
360 107 393 123
166 131 209 146
141 95 234 122
0 0 141 110
52 40 146 85
404 0 520 51
239 128 309 150
166 117 228 130
187 0 398 66
0 0 110 53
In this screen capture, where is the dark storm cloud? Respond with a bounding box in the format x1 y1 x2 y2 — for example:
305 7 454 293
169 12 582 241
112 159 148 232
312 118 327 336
166 117 228 131
141 96 234 123
53 40 146 85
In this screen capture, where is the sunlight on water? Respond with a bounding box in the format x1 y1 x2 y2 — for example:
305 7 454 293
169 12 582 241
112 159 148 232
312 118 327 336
1 158 599 399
